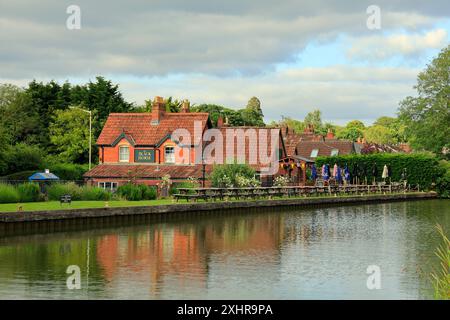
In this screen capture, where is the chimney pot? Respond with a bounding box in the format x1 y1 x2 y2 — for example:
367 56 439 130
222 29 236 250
181 99 190 113
217 116 224 128
151 96 165 125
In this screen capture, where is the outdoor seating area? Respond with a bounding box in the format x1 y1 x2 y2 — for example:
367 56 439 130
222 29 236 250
173 183 408 202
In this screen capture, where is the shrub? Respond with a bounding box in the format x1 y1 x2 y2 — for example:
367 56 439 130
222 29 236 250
17 183 41 202
210 164 256 188
47 163 89 181
316 153 444 190
0 183 20 203
2 143 44 175
274 175 290 187
117 183 157 201
436 161 450 198
47 182 83 201
81 186 112 201
140 184 157 200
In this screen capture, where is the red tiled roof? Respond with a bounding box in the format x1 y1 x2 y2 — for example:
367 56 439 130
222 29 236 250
296 139 355 160
84 164 213 179
97 112 210 146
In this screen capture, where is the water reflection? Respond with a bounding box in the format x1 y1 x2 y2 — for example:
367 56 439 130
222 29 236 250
0 200 448 299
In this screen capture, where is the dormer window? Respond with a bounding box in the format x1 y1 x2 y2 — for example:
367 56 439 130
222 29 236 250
119 146 130 162
310 148 319 158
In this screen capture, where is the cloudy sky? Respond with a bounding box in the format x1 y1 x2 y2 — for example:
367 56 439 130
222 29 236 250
1 1 449 124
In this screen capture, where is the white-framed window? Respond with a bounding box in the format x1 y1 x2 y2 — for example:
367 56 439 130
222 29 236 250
331 148 339 156
98 182 118 191
119 146 130 162
310 148 319 158
165 146 175 163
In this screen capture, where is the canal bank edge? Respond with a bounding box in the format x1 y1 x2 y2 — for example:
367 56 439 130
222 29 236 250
0 192 438 223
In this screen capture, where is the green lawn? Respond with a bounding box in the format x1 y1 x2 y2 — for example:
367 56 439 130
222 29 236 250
0 199 175 212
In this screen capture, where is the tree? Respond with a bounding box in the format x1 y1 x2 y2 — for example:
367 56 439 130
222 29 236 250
70 76 134 136
25 80 71 148
273 116 306 133
246 97 264 120
49 107 91 163
364 125 396 144
398 45 450 158
336 120 365 141
373 116 407 143
0 84 39 145
304 110 322 129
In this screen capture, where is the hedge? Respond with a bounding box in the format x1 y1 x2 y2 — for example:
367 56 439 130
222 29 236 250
17 183 41 202
315 153 445 190
47 163 89 181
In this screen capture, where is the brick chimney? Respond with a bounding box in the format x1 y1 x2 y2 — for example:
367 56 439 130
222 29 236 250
326 128 335 140
181 99 190 113
217 116 224 128
151 96 165 125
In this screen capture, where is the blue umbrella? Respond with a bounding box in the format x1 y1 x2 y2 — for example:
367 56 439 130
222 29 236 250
311 164 317 181
336 166 342 184
344 165 351 182
323 164 330 181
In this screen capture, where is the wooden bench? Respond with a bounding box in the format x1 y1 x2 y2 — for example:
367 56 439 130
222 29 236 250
60 194 72 206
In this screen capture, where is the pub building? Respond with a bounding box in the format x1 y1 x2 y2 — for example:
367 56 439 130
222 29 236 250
84 96 287 190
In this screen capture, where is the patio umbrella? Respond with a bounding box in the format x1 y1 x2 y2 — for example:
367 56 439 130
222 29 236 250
311 164 318 181
336 166 342 184
352 164 359 184
333 163 338 177
344 165 351 183
322 164 326 177
323 164 330 181
359 163 367 184
382 164 389 179
372 163 378 184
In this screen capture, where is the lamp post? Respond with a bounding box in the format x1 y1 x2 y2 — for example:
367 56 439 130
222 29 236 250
69 106 92 170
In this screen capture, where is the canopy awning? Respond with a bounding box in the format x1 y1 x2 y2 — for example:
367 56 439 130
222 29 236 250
28 172 60 181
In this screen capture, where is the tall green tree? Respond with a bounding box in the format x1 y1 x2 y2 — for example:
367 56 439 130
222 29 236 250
398 45 450 158
364 125 396 144
25 80 71 148
0 84 41 145
304 110 322 129
71 76 134 136
49 108 91 164
336 120 365 141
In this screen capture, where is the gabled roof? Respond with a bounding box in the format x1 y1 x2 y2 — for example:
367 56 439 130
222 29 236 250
296 139 355 159
97 112 211 146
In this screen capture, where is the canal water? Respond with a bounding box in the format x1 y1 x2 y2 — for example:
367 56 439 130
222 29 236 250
0 200 448 299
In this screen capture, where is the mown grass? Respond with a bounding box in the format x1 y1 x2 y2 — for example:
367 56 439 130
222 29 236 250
0 199 174 212
0 192 427 213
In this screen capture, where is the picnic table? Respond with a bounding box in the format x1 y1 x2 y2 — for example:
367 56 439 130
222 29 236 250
173 183 407 202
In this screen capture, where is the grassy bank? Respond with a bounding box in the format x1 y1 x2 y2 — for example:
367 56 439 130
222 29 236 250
0 199 174 212
0 192 432 213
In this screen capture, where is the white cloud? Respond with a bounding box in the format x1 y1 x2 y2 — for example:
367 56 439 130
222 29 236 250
347 28 448 60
